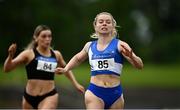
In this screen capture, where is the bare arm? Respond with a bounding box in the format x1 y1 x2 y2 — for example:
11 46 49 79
3 43 28 72
54 50 85 93
118 41 143 69
63 70 85 93
59 42 90 72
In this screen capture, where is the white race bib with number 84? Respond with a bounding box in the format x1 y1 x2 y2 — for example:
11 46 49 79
37 60 57 72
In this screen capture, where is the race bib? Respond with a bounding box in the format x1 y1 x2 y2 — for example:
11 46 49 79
91 58 115 70
37 60 57 72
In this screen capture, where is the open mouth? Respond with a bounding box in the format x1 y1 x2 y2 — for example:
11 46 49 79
101 27 108 31
45 42 50 46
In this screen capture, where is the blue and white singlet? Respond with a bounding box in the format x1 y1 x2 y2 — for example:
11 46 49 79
88 38 124 76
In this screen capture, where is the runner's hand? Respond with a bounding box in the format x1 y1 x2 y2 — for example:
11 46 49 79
8 43 17 58
55 67 67 74
75 83 85 94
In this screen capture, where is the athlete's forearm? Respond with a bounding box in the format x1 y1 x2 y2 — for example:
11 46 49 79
130 53 143 69
64 54 83 71
3 55 15 72
64 70 79 86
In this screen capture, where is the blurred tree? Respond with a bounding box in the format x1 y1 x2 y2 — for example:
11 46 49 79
0 0 180 63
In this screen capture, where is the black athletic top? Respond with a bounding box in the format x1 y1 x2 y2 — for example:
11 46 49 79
25 48 58 80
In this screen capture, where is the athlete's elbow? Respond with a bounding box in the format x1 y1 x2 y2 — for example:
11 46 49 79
136 63 144 70
3 67 10 73
137 65 143 70
75 55 82 63
3 64 13 73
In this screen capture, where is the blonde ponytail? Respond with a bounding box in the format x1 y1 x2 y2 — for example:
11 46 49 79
25 39 38 49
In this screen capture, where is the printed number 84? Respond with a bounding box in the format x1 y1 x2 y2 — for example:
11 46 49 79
43 63 52 70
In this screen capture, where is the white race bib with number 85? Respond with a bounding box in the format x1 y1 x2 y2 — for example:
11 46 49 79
91 58 115 70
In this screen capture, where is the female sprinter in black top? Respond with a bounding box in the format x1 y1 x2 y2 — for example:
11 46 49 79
3 25 85 109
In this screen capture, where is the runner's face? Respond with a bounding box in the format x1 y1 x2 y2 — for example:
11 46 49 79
36 30 52 49
95 14 114 35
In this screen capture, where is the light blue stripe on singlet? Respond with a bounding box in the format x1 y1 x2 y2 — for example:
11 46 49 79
36 56 57 62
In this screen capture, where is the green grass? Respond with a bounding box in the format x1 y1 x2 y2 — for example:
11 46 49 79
0 65 27 86
1 63 180 88
121 63 180 88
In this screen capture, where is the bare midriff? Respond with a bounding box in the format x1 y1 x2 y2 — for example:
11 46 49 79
90 74 120 88
26 80 55 96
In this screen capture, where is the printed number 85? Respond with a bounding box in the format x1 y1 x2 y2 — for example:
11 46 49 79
98 60 108 69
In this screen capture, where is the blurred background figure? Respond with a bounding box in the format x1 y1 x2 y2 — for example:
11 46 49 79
3 25 84 109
